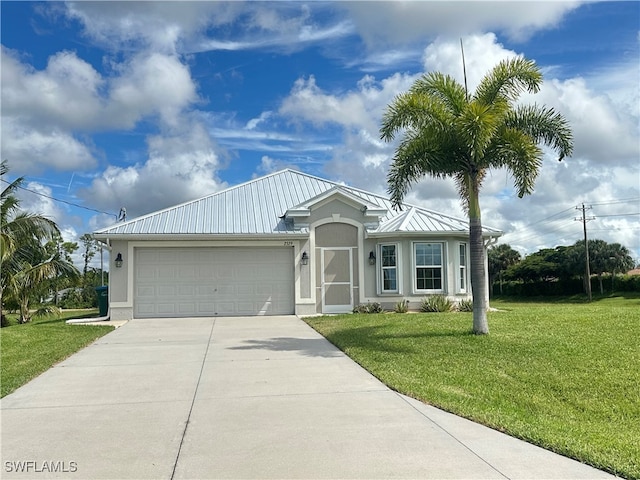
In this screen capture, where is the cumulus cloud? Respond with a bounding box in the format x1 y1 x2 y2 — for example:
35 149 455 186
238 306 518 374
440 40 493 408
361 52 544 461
80 121 225 218
16 182 64 223
63 2 232 53
1 46 198 133
341 1 581 46
1 47 104 131
538 78 639 164
276 33 638 257
107 52 198 128
1 119 97 174
1 44 203 195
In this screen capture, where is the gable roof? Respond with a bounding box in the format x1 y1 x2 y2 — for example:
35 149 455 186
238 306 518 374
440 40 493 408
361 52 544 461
94 169 502 237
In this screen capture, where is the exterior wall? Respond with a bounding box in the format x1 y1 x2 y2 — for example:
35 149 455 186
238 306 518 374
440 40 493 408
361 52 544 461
362 236 473 310
314 222 359 314
108 240 133 320
306 198 367 314
103 195 487 319
105 238 309 320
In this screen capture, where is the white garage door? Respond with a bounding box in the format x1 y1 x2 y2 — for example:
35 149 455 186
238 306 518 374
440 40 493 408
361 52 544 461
134 247 294 318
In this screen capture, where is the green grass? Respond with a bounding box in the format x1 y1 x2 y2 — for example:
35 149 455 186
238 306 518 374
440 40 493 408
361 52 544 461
1 310 114 398
305 295 640 479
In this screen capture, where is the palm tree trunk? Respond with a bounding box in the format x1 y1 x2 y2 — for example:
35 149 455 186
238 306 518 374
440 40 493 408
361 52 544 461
469 184 489 334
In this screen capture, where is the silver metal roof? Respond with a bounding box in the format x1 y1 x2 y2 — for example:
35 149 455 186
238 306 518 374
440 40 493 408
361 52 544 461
94 169 502 237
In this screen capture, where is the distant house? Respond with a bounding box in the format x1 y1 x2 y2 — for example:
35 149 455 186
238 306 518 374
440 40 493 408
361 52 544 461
94 169 501 320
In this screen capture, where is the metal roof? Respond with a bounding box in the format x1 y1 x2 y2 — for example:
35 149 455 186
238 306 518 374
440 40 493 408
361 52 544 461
94 169 502 237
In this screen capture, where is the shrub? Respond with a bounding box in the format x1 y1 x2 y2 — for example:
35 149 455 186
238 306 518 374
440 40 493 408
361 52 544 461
456 299 473 312
394 299 409 313
420 295 453 313
353 302 383 314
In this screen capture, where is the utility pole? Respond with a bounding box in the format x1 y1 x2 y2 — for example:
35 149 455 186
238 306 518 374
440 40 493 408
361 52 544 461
575 203 595 301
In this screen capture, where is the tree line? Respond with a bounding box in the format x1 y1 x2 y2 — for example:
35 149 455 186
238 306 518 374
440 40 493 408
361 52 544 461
488 241 637 297
1 162 105 326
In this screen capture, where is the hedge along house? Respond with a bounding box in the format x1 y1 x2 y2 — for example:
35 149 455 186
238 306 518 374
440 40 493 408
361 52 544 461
94 169 502 320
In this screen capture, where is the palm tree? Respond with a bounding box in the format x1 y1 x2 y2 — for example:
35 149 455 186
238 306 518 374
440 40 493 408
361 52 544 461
488 243 521 295
1 161 78 323
380 57 573 334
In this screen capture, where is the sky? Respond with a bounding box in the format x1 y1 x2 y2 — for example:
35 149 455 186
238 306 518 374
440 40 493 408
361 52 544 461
1 1 639 267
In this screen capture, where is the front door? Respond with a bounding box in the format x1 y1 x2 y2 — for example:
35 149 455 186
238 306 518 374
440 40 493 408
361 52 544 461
321 248 353 313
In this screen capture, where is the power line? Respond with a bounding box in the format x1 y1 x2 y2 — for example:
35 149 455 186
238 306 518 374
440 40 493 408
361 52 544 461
590 197 640 206
595 213 640 218
1 178 117 218
503 199 640 243
501 219 577 244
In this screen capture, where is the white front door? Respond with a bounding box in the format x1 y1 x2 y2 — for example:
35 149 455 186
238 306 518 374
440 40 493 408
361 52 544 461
321 248 353 314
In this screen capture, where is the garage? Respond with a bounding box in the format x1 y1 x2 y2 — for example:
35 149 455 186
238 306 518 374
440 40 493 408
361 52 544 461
134 247 295 318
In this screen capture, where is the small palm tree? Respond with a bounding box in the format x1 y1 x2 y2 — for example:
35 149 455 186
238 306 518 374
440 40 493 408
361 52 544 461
1 161 78 323
380 57 573 334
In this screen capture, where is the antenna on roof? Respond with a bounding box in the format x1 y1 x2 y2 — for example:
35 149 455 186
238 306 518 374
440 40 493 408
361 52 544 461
117 207 127 222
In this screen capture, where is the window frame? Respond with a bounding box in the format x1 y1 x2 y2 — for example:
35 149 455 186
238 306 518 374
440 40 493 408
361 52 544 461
412 242 445 294
458 242 468 293
377 243 401 294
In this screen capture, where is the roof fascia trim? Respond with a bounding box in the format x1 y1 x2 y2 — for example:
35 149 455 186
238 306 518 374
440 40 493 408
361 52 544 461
285 186 388 218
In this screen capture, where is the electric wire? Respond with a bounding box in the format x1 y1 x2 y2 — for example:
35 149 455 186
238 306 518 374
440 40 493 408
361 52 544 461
0 178 117 218
502 198 640 244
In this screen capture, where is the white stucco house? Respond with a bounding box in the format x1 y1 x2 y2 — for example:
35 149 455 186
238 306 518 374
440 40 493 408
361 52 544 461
94 169 501 320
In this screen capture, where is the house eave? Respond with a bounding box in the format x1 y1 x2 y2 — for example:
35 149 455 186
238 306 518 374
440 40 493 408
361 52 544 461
92 232 310 242
366 230 503 239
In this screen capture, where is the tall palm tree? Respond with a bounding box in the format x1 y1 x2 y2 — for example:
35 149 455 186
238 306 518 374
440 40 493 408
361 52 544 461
1 161 77 323
380 57 573 334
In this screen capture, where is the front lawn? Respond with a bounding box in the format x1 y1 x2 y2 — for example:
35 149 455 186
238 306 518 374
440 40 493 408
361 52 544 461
1 310 114 397
304 295 640 479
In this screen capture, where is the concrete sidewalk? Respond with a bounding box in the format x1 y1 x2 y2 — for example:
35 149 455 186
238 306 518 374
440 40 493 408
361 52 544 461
1 316 615 479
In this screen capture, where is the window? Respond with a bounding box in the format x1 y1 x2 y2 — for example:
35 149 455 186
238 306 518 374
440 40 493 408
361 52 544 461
414 243 443 291
380 244 398 293
459 243 467 292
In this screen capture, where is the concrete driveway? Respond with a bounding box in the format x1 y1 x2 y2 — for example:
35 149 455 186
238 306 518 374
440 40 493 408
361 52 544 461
1 316 615 479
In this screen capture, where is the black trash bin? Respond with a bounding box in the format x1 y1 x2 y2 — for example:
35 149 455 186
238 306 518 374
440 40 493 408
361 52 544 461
95 286 108 316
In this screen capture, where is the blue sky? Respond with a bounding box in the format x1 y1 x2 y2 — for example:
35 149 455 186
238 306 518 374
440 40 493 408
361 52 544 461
2 1 639 264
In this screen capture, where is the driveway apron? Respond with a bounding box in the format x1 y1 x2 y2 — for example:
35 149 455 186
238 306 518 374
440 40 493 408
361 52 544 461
1 316 615 479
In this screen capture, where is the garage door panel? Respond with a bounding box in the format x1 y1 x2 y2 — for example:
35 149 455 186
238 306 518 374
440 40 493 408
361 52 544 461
135 247 294 318
177 285 195 296
136 286 156 298
197 302 215 314
177 265 197 279
177 303 196 315
157 266 175 279
156 304 176 315
157 285 177 296
215 302 236 315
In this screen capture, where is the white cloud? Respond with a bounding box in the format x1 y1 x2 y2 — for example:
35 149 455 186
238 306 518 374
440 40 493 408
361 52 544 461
279 72 416 132
277 33 638 258
1 46 201 183
1 119 97 174
1 46 198 133
17 182 64 224
253 155 299 177
341 1 582 46
1 47 104 131
422 33 519 87
108 52 198 128
80 121 225 218
538 77 639 165
63 2 232 53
